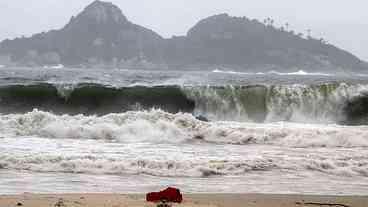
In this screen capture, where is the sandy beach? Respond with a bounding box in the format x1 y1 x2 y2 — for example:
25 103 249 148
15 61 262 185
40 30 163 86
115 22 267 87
0 194 367 207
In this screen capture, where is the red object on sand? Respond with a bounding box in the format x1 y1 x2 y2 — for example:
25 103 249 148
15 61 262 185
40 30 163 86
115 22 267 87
146 187 183 203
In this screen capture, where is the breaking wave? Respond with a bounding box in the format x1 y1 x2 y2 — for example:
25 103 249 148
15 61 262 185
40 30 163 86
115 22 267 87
1 110 368 177
0 83 195 115
0 83 367 125
184 83 368 124
1 109 368 148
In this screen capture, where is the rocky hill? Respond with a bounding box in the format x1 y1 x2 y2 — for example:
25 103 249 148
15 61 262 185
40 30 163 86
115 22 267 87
0 0 366 72
166 14 365 71
0 1 164 68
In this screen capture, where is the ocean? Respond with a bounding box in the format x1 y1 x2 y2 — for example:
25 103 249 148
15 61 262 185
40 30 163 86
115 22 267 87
0 67 368 195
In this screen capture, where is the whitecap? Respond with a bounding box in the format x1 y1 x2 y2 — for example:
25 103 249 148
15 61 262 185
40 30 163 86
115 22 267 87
268 70 332 76
1 109 368 148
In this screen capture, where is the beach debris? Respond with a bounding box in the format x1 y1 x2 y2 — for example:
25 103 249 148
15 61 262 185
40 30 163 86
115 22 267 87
54 198 67 207
296 201 350 207
156 200 172 207
193 134 204 140
16 202 23 206
147 187 183 206
196 115 209 122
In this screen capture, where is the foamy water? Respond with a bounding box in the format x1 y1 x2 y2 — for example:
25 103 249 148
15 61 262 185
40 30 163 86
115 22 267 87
1 67 368 195
212 69 333 76
43 64 64 69
1 110 368 194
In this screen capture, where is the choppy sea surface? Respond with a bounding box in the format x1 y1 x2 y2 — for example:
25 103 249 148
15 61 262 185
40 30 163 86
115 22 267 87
1 67 368 195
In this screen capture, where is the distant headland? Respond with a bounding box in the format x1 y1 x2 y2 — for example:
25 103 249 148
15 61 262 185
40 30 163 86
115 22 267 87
0 0 366 72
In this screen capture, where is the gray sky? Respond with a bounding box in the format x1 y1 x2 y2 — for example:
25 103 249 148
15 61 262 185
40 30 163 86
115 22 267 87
0 0 367 60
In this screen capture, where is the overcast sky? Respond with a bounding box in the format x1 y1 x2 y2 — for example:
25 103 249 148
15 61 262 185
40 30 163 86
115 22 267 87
0 0 367 60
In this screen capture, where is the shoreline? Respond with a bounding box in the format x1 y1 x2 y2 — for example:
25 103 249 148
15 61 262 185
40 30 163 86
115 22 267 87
1 193 367 207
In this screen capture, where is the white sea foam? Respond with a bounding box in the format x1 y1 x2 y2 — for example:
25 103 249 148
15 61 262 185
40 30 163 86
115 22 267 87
1 136 367 177
212 69 332 76
268 70 332 76
43 64 64 69
212 69 256 75
1 109 368 148
1 110 368 180
0 153 278 177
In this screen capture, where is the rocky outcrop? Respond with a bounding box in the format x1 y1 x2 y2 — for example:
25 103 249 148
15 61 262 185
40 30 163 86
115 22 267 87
0 1 366 72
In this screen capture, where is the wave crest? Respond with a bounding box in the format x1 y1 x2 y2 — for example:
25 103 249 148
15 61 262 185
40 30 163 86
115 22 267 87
0 82 367 125
1 109 368 148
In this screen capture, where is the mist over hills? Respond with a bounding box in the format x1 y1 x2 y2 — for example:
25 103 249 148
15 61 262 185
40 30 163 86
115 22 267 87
0 0 366 72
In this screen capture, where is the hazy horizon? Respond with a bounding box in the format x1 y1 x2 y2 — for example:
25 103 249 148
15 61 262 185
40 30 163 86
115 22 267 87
0 0 367 61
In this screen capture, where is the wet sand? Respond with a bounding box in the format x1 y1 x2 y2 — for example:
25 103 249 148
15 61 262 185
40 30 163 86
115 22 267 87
0 193 367 207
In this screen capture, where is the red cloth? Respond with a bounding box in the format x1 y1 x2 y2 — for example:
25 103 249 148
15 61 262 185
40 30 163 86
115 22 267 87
146 187 183 203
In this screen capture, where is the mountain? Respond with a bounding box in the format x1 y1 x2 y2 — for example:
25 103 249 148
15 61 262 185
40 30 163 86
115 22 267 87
165 14 365 71
0 0 366 72
0 0 164 67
